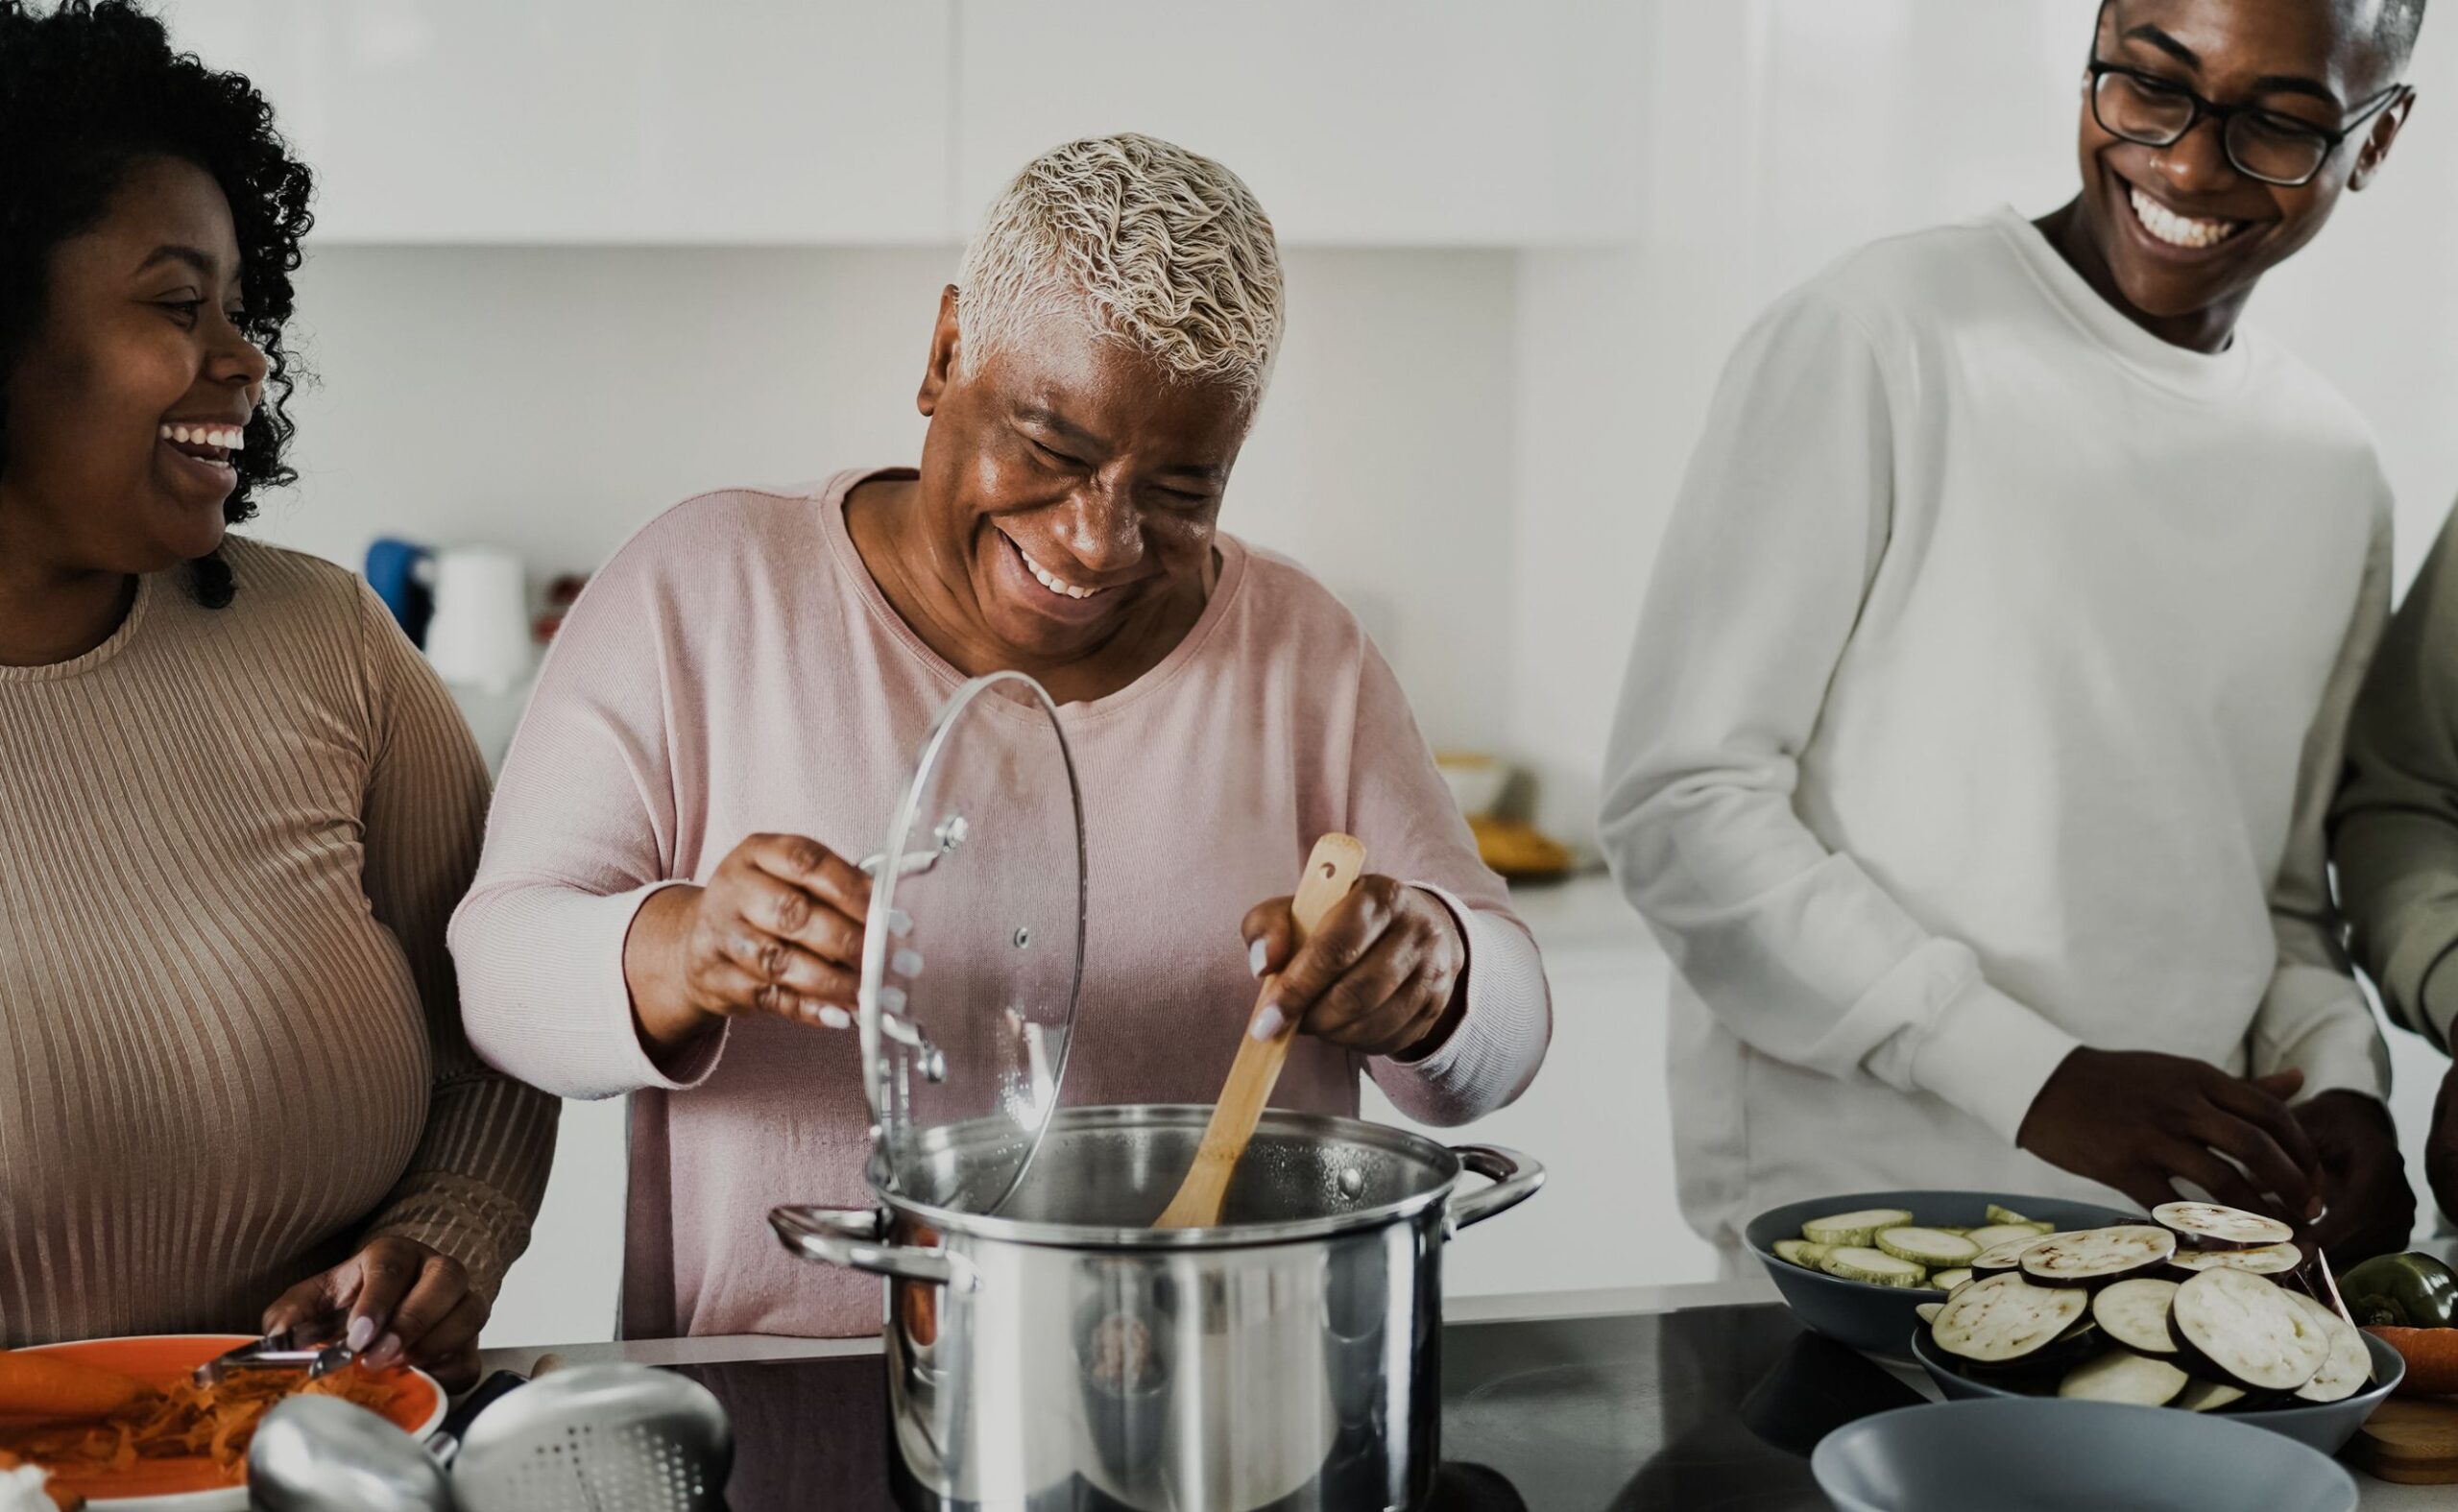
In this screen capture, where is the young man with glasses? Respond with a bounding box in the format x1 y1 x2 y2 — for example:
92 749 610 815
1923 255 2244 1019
1602 0 2423 1268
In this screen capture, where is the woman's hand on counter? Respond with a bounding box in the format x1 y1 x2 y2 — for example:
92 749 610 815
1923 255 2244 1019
624 833 874 1056
2015 1048 2323 1222
261 1236 486 1391
1243 876 1466 1059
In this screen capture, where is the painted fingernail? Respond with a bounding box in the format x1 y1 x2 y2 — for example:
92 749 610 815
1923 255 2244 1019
1248 939 1268 978
367 1333 403 1368
1250 1005 1287 1042
817 1005 852 1030
878 985 907 1014
346 1316 376 1353
887 908 914 938
892 948 924 977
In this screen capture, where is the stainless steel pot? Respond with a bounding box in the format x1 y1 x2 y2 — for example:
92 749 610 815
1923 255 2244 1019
772 1104 1541 1512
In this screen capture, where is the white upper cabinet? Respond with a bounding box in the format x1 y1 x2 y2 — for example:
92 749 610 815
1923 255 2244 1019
953 0 1644 246
158 0 1641 246
161 0 954 243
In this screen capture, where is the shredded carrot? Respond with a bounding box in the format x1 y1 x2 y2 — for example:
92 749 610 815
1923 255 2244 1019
0 1369 401 1483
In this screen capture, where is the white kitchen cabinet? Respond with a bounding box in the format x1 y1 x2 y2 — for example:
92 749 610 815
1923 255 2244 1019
952 0 1644 246
1363 876 1719 1296
160 0 953 244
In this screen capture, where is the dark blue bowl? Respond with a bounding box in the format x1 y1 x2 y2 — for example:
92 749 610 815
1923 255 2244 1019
1911 1327 2404 1455
1744 1188 2139 1357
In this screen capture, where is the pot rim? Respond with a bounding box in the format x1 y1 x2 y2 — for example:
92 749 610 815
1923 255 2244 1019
868 1104 1467 1249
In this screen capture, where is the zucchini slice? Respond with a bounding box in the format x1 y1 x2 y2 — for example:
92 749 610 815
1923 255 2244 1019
1931 1268 1975 1293
2153 1201 2295 1250
1984 1204 2033 1227
2058 1349 2189 1405
1929 1272 2090 1365
1875 1227 1982 1266
1801 1208 1916 1248
2020 1226 2177 1288
2165 1242 2301 1278
1819 1245 1928 1287
2091 1277 2181 1356
2170 1268 2330 1394
1771 1238 1828 1269
1967 1223 2053 1251
2286 1293 2373 1404
1971 1234 2051 1278
2174 1378 2248 1413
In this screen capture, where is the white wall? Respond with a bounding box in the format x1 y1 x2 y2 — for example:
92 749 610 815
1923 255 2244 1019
246 245 1518 753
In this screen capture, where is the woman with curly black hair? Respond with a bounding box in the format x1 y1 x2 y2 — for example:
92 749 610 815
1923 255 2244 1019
0 0 555 1383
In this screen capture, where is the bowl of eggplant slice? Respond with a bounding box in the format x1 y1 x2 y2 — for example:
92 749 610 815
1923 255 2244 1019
1746 1189 2139 1356
1907 1201 2404 1453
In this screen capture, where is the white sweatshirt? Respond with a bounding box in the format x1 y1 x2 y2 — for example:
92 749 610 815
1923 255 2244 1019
1601 206 2393 1254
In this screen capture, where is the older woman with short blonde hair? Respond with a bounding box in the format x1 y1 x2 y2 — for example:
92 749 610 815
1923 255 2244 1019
451 133 1551 1338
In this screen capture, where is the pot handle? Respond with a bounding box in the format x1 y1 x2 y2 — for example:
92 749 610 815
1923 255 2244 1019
1443 1144 1545 1236
768 1205 979 1291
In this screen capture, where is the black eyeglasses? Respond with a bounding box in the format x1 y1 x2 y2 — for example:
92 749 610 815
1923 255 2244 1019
2086 60 2409 187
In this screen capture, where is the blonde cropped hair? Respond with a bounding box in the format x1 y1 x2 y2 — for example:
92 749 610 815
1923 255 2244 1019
955 132 1285 407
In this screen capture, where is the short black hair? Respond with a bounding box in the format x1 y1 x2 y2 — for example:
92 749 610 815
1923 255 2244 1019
0 0 313 608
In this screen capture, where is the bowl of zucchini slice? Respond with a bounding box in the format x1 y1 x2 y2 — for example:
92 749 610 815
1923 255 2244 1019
1907 1201 2403 1453
1746 1189 2139 1356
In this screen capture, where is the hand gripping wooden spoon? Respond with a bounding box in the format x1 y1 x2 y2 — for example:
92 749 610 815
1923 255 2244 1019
1155 833 1366 1230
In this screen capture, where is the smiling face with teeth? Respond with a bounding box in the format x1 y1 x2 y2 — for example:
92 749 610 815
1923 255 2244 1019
2 156 267 578
2046 0 2416 352
845 287 1253 700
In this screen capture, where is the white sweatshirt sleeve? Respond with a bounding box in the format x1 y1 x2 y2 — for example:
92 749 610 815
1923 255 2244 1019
2253 502 2394 1105
1598 286 2080 1146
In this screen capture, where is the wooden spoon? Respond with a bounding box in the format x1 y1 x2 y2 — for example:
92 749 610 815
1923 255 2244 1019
1155 833 1366 1230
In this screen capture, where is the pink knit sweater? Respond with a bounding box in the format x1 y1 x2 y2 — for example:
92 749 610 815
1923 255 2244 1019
450 469 1551 1337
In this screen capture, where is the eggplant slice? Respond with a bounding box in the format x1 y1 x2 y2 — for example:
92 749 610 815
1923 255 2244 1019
2153 1201 2295 1250
2019 1226 2178 1288
1971 1234 2051 1278
1930 1272 2090 1365
2059 1349 2189 1405
2165 1242 2301 1278
2170 1268 2329 1394
2174 1378 2249 1413
2091 1277 2181 1356
2286 1292 2374 1404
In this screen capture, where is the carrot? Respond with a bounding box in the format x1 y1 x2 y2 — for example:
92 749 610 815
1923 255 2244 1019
2367 1326 2458 1397
0 1353 145 1424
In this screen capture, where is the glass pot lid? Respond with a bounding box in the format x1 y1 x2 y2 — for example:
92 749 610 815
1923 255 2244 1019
858 671 1086 1214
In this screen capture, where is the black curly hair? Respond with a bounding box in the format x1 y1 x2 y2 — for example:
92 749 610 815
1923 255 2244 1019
0 0 312 608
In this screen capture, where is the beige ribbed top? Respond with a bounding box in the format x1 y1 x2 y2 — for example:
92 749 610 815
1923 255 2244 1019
0 535 556 1345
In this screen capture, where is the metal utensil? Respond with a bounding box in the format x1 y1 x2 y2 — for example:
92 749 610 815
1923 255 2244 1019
1154 832 1365 1229
248 1395 455 1512
450 1362 733 1512
194 1325 353 1385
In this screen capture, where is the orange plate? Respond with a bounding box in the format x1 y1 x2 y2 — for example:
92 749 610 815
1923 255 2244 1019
6 1334 443 1505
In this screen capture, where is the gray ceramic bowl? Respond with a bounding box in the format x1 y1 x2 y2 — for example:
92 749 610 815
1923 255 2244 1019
1814 1399 2358 1512
1908 1326 2403 1455
1745 1189 2138 1357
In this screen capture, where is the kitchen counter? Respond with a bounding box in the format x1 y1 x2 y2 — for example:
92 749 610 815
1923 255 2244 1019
477 1278 2446 1509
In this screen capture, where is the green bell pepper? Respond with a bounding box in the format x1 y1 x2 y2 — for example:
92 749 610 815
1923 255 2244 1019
2340 1252 2458 1330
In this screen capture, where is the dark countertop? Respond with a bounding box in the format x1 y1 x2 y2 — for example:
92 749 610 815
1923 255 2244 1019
477 1281 2449 1510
